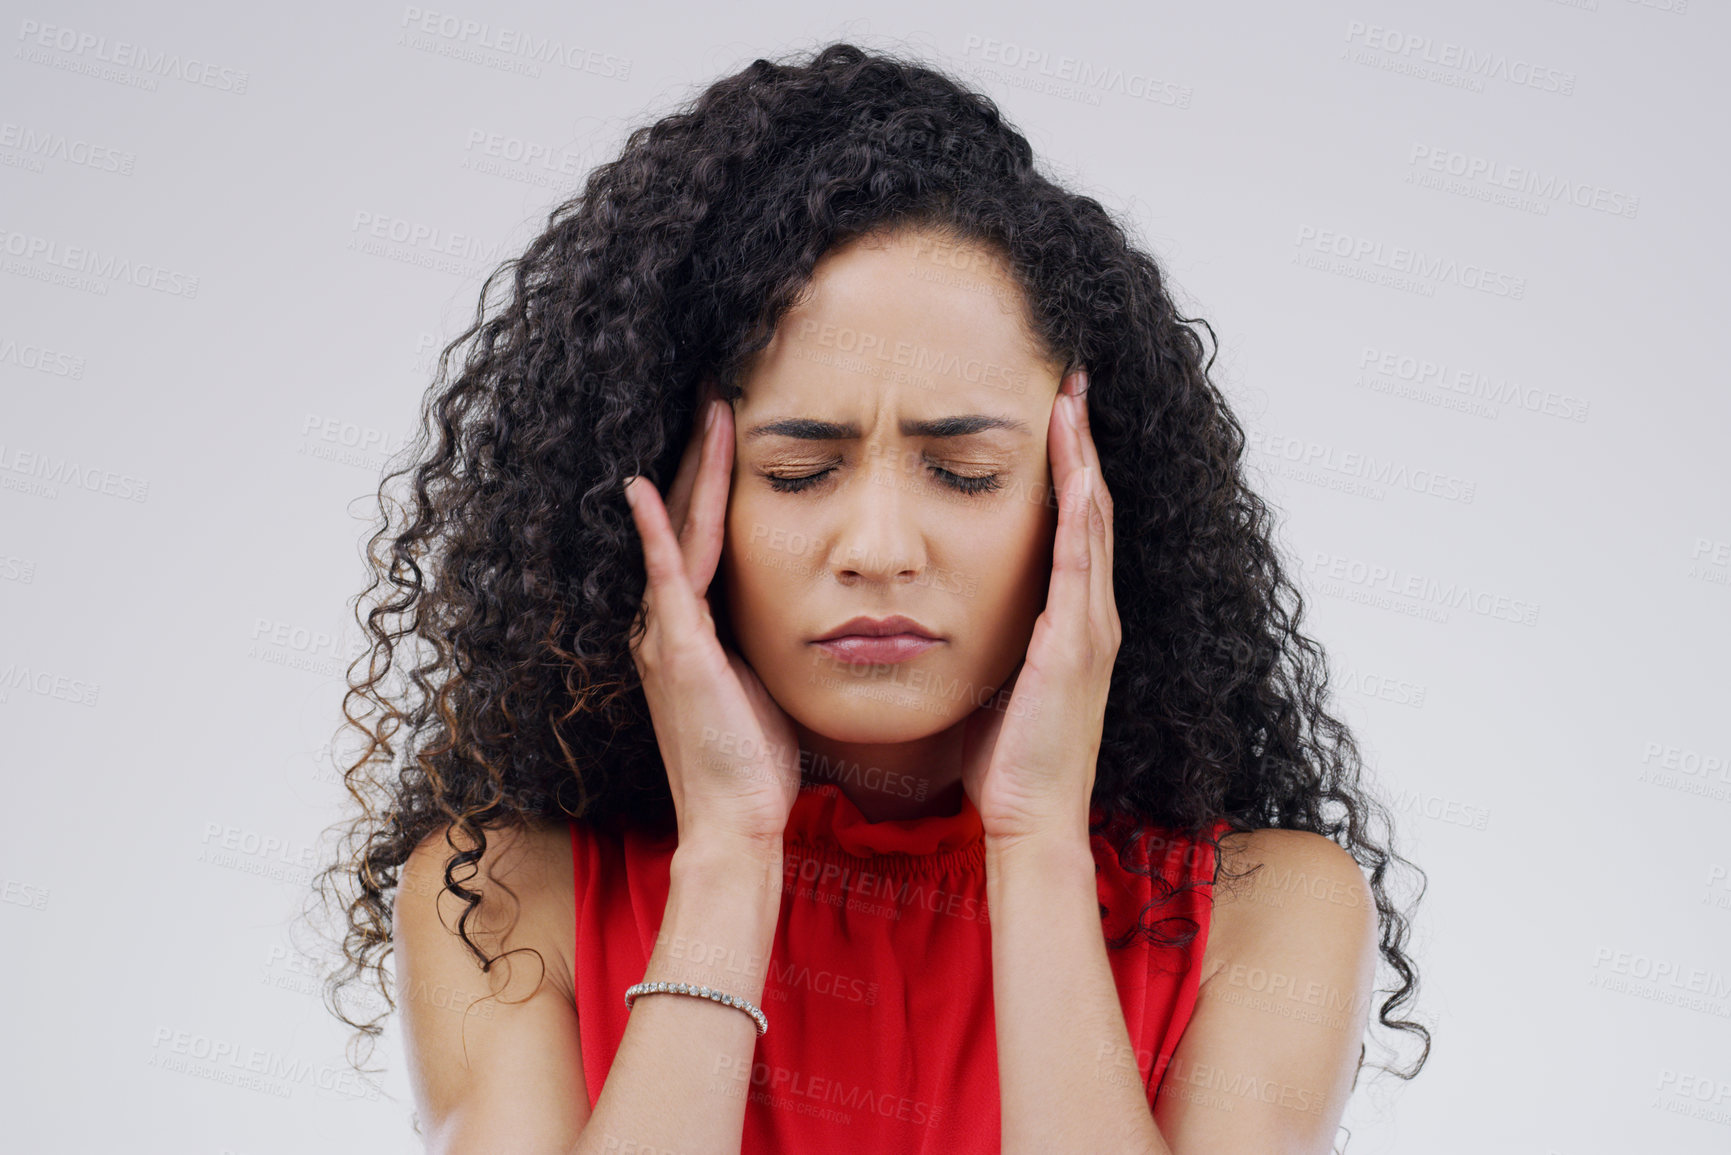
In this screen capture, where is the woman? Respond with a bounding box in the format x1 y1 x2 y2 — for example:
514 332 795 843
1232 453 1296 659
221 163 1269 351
315 41 1429 1154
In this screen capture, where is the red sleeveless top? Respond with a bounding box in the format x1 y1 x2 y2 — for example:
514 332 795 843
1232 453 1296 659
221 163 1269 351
570 782 1227 1152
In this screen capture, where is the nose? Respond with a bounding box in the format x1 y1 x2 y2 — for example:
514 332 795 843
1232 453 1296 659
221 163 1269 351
829 444 928 585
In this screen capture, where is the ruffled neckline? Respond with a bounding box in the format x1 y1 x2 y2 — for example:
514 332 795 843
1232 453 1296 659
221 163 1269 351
785 781 985 858
783 781 1115 859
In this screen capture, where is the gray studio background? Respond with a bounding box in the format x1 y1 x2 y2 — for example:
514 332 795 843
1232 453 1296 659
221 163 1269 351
3 1 1727 1152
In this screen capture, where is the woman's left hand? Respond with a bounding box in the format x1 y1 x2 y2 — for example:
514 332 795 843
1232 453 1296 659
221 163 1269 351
959 367 1121 846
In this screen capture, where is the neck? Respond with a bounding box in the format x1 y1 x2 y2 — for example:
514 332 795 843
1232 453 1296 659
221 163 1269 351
793 721 968 823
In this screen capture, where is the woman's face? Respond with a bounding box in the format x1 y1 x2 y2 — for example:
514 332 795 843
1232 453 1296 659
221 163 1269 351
719 227 1068 751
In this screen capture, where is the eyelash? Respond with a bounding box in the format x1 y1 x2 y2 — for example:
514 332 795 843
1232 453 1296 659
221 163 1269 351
766 465 1005 496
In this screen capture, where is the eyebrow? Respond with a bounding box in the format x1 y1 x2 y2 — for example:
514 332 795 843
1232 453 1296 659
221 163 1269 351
742 414 1031 442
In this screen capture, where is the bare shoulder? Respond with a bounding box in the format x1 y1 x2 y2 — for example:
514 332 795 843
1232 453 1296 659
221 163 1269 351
1156 827 1380 1147
396 815 578 999
1201 827 1377 986
394 815 588 1149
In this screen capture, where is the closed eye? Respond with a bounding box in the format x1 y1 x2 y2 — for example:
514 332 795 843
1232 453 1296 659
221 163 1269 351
765 465 1004 496
932 467 1005 495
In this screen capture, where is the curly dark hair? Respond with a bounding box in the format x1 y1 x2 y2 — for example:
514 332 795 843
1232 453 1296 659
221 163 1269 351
309 38 1431 1108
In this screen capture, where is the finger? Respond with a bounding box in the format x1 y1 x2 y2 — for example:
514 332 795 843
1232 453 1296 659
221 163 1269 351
1046 371 1086 522
623 475 707 644
1086 475 1115 651
664 379 717 535
666 383 732 595
685 390 734 594
995 656 1026 709
1066 369 1113 580
1060 372 1115 646
1043 442 1096 661
1040 375 1094 661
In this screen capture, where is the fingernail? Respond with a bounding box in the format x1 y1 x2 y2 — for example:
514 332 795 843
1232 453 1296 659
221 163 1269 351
623 475 638 504
1077 369 1089 394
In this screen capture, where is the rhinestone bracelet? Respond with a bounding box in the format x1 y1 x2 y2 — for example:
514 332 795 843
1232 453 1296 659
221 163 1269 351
624 979 769 1036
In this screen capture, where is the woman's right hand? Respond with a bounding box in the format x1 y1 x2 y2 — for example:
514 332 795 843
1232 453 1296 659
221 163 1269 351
623 380 803 852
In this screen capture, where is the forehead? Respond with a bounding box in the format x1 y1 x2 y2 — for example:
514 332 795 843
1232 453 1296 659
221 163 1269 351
739 229 1063 416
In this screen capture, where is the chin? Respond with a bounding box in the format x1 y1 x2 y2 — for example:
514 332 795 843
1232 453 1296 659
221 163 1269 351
780 668 966 744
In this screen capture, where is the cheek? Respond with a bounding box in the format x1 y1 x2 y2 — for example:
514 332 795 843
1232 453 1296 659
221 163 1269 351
721 491 810 624
942 497 1053 621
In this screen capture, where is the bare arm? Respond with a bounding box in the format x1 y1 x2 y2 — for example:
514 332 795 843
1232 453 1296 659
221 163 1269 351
576 836 783 1155
987 827 1175 1155
988 825 1378 1155
394 820 784 1155
976 373 1171 1151
398 384 807 1151
977 377 1378 1151
393 820 586 1154
1153 829 1380 1154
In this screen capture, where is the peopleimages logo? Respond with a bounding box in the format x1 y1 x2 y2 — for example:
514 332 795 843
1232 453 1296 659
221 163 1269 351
960 35 1193 108
1407 144 1640 219
1293 226 1527 300
1302 550 1541 627
347 210 508 271
0 332 87 379
0 226 200 298
15 20 251 94
1342 21 1576 95
1357 347 1590 423
397 7 632 80
0 661 100 707
147 1027 381 1100
0 121 137 176
0 442 150 503
1246 429 1478 504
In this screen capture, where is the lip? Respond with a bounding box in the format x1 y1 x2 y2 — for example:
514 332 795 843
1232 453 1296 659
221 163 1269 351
813 615 940 641
811 615 943 666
